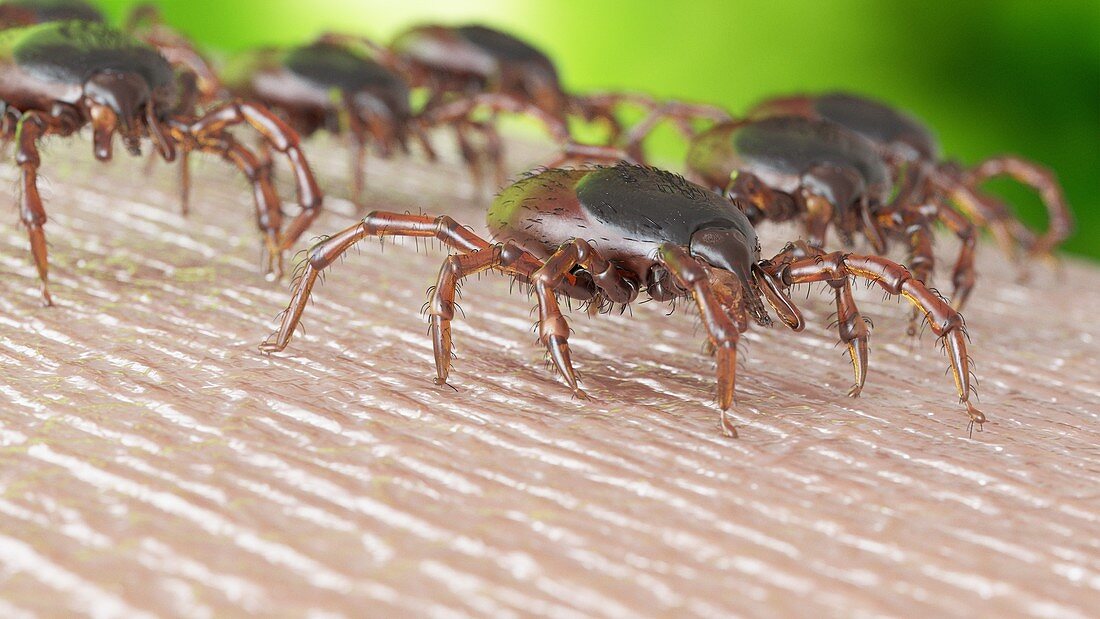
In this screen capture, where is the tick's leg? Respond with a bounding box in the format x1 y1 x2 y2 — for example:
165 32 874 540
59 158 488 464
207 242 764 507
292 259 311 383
769 241 869 396
473 120 508 189
423 93 570 143
340 94 370 210
901 217 936 337
174 100 323 250
930 166 1032 261
528 238 643 398
428 241 545 386
568 94 626 143
658 243 742 437
14 113 52 306
969 156 1072 259
409 119 438 162
769 251 984 430
937 205 978 310
725 172 799 227
621 100 731 163
349 131 368 211
12 109 80 306
544 143 636 169
454 121 484 195
179 147 192 217
198 136 284 279
262 212 506 353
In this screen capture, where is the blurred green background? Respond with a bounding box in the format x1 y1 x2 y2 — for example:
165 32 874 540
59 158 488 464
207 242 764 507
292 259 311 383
91 0 1098 259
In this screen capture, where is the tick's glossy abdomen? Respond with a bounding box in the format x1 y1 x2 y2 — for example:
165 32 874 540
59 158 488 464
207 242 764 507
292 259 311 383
6 21 172 88
689 117 890 197
814 92 939 161
488 165 756 277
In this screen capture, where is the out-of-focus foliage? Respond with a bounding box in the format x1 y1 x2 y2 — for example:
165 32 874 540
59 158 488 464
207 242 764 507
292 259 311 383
94 0 1099 258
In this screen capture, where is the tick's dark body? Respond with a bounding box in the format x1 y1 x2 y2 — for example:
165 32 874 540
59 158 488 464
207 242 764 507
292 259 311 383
224 42 412 138
0 21 174 113
747 91 1073 278
688 116 891 210
751 92 938 162
393 24 559 97
489 166 758 279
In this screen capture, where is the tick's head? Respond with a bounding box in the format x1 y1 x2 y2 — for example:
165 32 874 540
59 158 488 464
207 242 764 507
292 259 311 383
689 225 760 289
689 224 799 329
83 70 150 156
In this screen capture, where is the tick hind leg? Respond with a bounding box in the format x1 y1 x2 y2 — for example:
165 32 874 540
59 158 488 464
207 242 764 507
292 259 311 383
969 156 1071 259
260 212 498 354
658 243 744 437
767 250 984 431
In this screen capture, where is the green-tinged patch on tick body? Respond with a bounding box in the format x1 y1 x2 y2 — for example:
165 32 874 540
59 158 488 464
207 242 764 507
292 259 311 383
8 21 172 87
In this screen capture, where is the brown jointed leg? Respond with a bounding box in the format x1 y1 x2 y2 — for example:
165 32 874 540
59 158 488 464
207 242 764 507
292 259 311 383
931 166 1032 262
453 121 484 195
173 100 323 251
937 206 978 309
428 241 544 386
769 241 870 396
423 93 570 143
179 148 192 217
904 221 935 336
969 156 1072 258
657 243 742 437
260 212 531 353
13 109 81 306
529 238 642 399
621 100 732 163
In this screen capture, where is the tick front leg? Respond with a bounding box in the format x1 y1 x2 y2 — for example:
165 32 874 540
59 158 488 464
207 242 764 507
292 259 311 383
767 241 869 396
658 244 742 437
776 251 984 431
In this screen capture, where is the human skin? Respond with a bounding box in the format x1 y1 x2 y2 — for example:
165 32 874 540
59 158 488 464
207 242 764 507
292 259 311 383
0 137 1096 617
